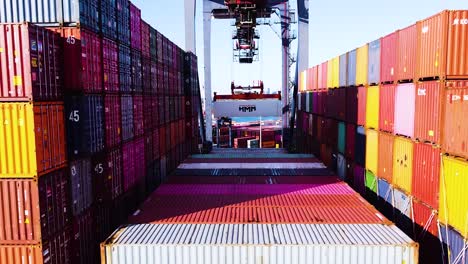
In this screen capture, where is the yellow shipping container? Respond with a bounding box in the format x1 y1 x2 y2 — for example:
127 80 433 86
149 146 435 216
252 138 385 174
0 103 37 178
356 44 368 86
366 85 380 129
299 70 307 92
393 137 414 194
326 57 340 89
327 59 333 89
439 156 468 238
365 129 379 175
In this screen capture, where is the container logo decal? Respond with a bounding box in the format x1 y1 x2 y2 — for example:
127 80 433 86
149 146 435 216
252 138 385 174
453 18 468 25
239 105 257 112
417 88 427 96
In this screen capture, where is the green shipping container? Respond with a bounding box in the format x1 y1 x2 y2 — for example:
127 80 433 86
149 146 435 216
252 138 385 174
365 170 378 193
338 122 346 154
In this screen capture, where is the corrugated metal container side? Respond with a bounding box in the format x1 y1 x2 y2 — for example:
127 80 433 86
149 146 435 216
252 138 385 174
337 122 346 154
150 27 157 59
101 0 117 39
380 31 398 84
143 97 153 132
102 38 119 93
118 44 132 93
367 39 381 85
129 2 142 50
415 81 443 145
0 245 43 264
123 141 136 191
439 156 468 237
103 148 123 202
150 61 158 94
69 159 93 216
131 49 143 93
412 142 440 210
442 83 468 159
0 179 40 244
104 95 121 149
397 24 417 81
308 66 318 91
345 123 356 159
379 84 396 133
440 225 468 264
0 102 67 178
357 86 367 126
140 20 150 58
345 86 358 124
412 199 438 237
327 56 339 88
0 23 62 101
365 170 378 194
365 129 379 175
366 85 380 129
41 225 73 264
72 209 97 264
418 10 468 80
65 95 104 159
355 126 366 167
337 153 347 180
140 57 150 93
353 164 366 196
378 131 394 183
121 95 134 142
393 136 414 194
377 178 393 205
116 0 131 44
59 28 102 93
317 61 328 89
394 83 416 138
134 137 146 190
299 71 307 92
339 53 348 87
133 96 144 137
347 49 357 86
39 169 71 240
355 44 368 86
394 188 412 217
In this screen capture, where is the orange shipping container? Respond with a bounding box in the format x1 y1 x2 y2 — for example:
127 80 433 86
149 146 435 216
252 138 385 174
0 245 43 264
378 132 394 183
414 81 444 145
417 10 468 80
397 24 417 81
443 82 468 159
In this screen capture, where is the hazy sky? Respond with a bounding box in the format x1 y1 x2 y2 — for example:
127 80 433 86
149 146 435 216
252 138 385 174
132 0 467 96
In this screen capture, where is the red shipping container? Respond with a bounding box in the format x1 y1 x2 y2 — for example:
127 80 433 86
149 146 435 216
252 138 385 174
122 141 136 192
378 132 394 183
58 28 102 93
134 137 146 183
412 199 438 237
129 2 142 51
102 38 119 93
412 142 440 209
357 86 367 126
133 95 144 137
345 86 358 124
104 95 121 148
0 179 40 244
0 23 62 101
379 84 396 133
140 20 150 58
417 10 468 80
345 123 356 160
397 24 417 81
72 209 96 264
414 81 443 145
380 31 398 84
152 129 160 159
42 226 72 264
318 61 328 89
442 82 468 158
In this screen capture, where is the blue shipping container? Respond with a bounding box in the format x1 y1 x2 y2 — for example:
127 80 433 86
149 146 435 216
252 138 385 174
368 39 381 85
347 49 357 86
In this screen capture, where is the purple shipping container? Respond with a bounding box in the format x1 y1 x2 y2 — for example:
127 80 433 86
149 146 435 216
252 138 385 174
339 53 348 87
118 44 132 93
39 169 71 240
129 2 141 50
145 133 154 164
94 148 123 202
116 0 130 44
152 129 160 159
346 86 358 124
134 137 146 183
440 225 468 264
142 57 151 93
312 92 319 114
394 83 416 138
150 62 158 94
42 226 72 264
104 95 122 148
347 49 357 86
133 96 144 137
131 49 142 93
121 95 134 141
103 38 119 93
72 209 97 264
143 96 153 132
141 20 150 58
353 165 366 196
69 159 93 216
123 141 136 191
368 39 381 85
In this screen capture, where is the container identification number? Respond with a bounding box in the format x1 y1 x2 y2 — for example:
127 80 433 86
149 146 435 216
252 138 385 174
453 18 468 25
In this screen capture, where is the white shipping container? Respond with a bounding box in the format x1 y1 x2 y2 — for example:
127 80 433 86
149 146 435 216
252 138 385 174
101 223 418 264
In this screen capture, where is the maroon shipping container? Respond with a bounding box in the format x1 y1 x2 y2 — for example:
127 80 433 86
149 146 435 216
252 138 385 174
104 95 122 148
380 31 398 84
326 118 338 149
143 96 153 132
42 226 72 264
133 95 144 137
412 142 440 210
442 82 468 158
316 116 325 143
152 129 160 159
94 148 122 202
159 127 166 156
141 57 151 93
131 50 142 93
414 81 443 145
58 27 102 93
102 38 119 93
72 209 97 264
357 86 367 126
397 24 417 81
0 23 62 101
379 84 396 133
346 123 356 160
145 133 154 164
346 86 358 124
151 96 159 128
140 20 150 58
122 141 136 191
93 202 112 242
134 137 146 184
150 62 158 94
129 2 142 51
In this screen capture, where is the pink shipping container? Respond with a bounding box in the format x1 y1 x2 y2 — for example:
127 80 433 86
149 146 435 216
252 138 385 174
102 38 119 93
0 23 62 101
357 86 367 126
379 84 396 133
397 24 417 81
104 95 121 148
140 20 150 58
122 141 136 191
133 95 144 137
380 31 398 84
58 28 102 93
318 61 328 89
442 82 468 159
394 83 415 138
412 142 440 210
129 2 142 50
308 66 318 91
414 81 443 144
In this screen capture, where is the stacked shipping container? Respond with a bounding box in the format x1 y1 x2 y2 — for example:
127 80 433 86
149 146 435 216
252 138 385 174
297 9 468 264
0 1 202 263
